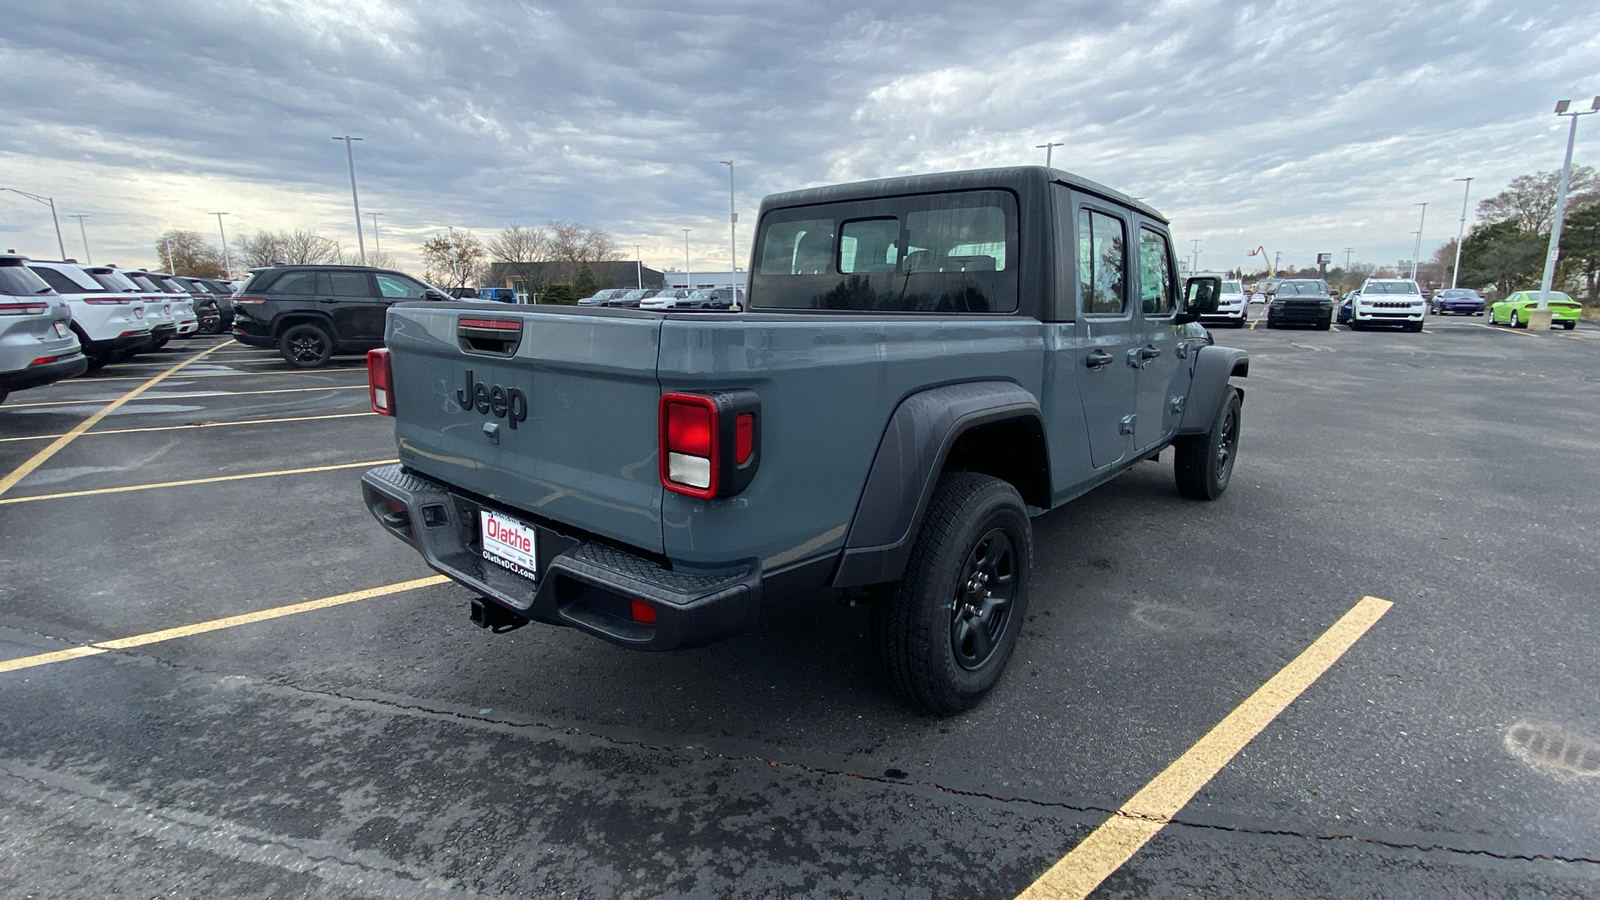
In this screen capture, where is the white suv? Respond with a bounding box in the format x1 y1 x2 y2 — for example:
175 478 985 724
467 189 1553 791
26 261 152 368
1196 274 1247 327
0 254 87 405
1350 278 1426 332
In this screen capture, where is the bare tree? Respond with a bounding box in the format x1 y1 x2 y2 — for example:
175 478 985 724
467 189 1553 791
233 230 341 268
153 229 225 276
421 229 487 290
487 223 554 295
1477 166 1599 232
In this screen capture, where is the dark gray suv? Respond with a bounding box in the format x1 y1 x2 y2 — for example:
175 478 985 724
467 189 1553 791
231 265 448 367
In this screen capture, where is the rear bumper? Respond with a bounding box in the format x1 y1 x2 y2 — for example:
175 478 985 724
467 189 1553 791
361 464 763 650
83 331 153 356
0 352 89 392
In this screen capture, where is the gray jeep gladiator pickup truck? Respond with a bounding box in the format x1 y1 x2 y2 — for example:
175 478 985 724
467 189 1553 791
361 166 1246 715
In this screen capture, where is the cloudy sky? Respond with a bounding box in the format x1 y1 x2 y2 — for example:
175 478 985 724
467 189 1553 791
3 0 1597 279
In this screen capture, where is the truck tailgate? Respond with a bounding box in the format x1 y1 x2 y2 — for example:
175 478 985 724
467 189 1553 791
386 305 665 556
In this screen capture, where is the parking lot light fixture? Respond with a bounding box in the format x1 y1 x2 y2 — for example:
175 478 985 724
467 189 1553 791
721 160 736 292
1409 203 1427 281
332 136 367 265
682 228 691 289
0 187 66 258
635 245 642 289
1035 142 1063 168
369 212 382 259
1450 179 1472 290
68 214 92 264
1536 96 1600 313
212 212 231 279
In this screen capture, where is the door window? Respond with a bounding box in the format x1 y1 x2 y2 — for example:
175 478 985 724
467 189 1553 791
266 271 317 294
375 273 429 299
318 272 374 296
1078 209 1127 316
1137 228 1175 317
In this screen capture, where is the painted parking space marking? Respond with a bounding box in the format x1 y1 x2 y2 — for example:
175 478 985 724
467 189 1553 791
0 413 373 445
0 342 226 499
0 459 393 506
0 576 449 675
1 384 368 410
83 367 369 383
1016 595 1392 900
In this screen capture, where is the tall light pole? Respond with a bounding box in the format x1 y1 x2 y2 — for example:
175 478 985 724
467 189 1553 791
212 212 232 279
1035 141 1063 168
0 188 66 258
332 136 367 264
1536 96 1600 313
1190 239 1201 273
1344 247 1354 270
1409 202 1427 281
1449 178 1472 290
720 160 737 291
682 228 692 289
369 212 382 260
68 214 92 263
635 244 642 289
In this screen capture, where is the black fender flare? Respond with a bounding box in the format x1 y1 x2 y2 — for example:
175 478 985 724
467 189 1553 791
831 381 1044 588
1178 346 1248 435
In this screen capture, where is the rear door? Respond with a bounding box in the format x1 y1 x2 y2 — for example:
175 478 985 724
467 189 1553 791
1071 200 1139 468
317 271 383 343
1132 223 1182 452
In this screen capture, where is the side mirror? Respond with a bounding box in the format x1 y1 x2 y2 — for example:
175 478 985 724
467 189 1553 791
1177 275 1220 324
423 289 447 301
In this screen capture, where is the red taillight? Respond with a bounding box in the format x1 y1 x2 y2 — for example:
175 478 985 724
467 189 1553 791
30 355 65 366
630 600 657 623
367 348 395 416
0 301 47 316
233 295 267 304
659 390 760 499
661 394 717 496
83 297 124 305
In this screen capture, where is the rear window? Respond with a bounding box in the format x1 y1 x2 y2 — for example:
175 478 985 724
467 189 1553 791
752 189 1019 312
87 269 139 292
30 265 108 293
0 264 52 297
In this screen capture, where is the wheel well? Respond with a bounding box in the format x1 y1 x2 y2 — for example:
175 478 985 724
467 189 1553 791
940 418 1050 509
273 314 333 340
1230 359 1249 378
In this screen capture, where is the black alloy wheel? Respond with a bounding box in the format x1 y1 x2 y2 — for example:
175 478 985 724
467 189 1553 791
950 528 1019 671
279 323 334 368
1175 389 1240 501
874 472 1032 716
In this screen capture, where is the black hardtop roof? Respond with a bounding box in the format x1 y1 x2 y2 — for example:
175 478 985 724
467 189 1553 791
757 165 1167 224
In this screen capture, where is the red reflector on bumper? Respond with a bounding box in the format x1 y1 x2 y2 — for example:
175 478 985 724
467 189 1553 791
630 600 657 623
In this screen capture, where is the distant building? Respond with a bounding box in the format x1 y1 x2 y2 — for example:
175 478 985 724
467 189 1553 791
661 269 748 291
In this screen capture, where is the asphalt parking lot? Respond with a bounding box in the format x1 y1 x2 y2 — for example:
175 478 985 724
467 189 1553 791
2 314 1599 899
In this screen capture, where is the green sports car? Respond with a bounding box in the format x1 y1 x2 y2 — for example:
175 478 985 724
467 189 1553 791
1489 290 1581 330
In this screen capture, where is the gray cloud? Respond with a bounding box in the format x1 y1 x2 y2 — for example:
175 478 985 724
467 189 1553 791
2 0 1597 276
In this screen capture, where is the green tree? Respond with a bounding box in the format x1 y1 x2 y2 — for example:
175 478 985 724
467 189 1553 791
1460 220 1545 296
1559 204 1600 305
572 265 599 299
1477 166 1599 232
541 283 578 305
153 229 225 277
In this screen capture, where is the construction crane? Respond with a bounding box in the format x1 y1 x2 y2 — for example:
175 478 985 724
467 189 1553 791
1246 245 1277 277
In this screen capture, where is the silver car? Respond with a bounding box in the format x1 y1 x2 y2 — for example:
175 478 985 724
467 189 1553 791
0 254 87 405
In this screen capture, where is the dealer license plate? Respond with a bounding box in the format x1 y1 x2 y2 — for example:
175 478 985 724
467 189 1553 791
480 508 538 581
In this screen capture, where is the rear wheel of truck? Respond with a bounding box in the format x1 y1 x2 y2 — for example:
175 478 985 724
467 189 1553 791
279 323 334 368
873 472 1032 716
1174 389 1240 501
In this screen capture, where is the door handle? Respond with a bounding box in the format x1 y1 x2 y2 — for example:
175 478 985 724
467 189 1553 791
1140 346 1162 360
318 298 338 304
1085 349 1113 369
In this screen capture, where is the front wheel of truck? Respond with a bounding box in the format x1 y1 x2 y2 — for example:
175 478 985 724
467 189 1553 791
1174 389 1240 501
873 472 1032 716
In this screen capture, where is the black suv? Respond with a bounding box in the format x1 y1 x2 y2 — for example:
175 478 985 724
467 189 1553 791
231 265 447 367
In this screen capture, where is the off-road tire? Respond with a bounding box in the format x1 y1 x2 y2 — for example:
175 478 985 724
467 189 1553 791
279 323 335 368
1174 389 1240 501
1316 317 1331 331
873 472 1032 716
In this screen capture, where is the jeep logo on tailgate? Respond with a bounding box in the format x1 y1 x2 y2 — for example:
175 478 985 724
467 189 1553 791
456 369 529 429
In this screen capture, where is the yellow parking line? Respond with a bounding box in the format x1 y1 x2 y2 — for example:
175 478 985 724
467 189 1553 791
1017 595 1392 900
0 576 450 675
0 459 393 506
2 384 366 410
0 342 225 499
0 412 373 444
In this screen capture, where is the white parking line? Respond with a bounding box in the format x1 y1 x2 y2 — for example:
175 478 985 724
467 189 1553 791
2 384 367 409
0 412 373 444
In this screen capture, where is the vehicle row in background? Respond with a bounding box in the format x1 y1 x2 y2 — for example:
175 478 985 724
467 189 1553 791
0 254 88 404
